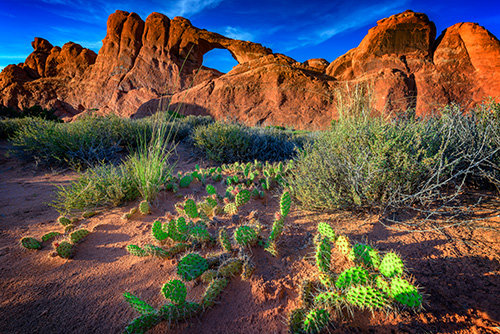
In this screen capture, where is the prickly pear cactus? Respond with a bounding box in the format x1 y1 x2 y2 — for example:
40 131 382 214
55 241 73 259
379 252 405 278
314 291 341 308
218 227 232 252
189 224 212 244
21 237 41 250
349 243 380 268
206 184 217 196
127 244 148 257
41 232 60 242
177 253 209 281
70 229 90 243
200 269 219 283
159 301 201 322
303 308 329 334
269 213 284 242
176 217 188 235
202 277 229 308
143 244 169 258
280 190 292 218
161 279 187 305
166 243 190 257
57 216 71 226
345 285 390 310
179 175 192 188
298 280 316 309
125 312 161 334
335 266 370 290
123 292 156 315
317 222 335 241
240 254 256 280
152 220 169 241
224 202 238 216
205 197 218 209
139 201 150 215
235 189 251 207
335 234 351 256
82 210 97 218
288 308 306 334
184 198 198 218
315 237 332 275
390 277 422 308
218 258 243 277
166 219 184 242
375 276 391 295
233 225 258 247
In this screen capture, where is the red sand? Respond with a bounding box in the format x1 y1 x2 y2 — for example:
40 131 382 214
1 141 499 334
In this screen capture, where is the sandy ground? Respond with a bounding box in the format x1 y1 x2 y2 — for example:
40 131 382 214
1 140 500 334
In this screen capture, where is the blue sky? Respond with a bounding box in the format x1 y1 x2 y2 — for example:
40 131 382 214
1 0 499 73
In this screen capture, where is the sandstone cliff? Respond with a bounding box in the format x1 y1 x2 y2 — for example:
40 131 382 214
1 9 499 128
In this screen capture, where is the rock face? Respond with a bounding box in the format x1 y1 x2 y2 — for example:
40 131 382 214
325 10 500 115
1 9 499 127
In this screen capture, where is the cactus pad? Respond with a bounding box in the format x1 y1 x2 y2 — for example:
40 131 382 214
127 244 148 257
375 276 391 295
124 312 161 334
41 232 60 242
298 280 315 309
349 243 380 268
314 291 341 308
176 217 188 234
317 222 336 241
224 202 238 216
143 244 169 258
200 269 219 283
235 189 251 207
57 216 71 226
179 175 192 188
161 279 187 305
390 277 422 308
70 229 90 243
152 220 169 241
55 241 73 259
335 234 351 256
240 255 256 280
206 184 217 196
202 277 229 308
379 252 405 278
233 225 258 247
123 292 156 315
269 216 284 242
21 237 41 250
184 199 198 218
335 266 371 290
159 302 201 322
177 253 209 281
218 258 243 277
303 309 329 334
280 190 292 218
82 210 97 218
345 285 390 310
218 228 232 252
139 201 150 215
189 224 212 244
315 237 332 275
288 308 306 334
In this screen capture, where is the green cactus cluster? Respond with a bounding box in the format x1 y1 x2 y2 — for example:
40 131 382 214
235 189 251 207
224 202 238 216
151 220 169 242
179 174 193 188
288 223 424 332
218 228 232 252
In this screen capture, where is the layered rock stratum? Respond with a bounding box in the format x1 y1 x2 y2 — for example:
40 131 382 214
1 9 499 128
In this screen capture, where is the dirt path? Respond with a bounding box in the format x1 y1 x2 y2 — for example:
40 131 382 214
0 141 499 334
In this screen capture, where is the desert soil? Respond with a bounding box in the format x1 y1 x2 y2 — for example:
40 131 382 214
1 140 499 334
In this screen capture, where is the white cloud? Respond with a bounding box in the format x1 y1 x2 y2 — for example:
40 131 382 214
224 26 254 41
162 0 225 17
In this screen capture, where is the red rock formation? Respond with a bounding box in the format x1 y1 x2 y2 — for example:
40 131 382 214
1 9 499 127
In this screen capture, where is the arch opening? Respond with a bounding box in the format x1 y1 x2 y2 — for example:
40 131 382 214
202 48 238 74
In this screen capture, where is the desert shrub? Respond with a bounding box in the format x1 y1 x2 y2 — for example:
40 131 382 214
191 121 311 163
52 163 139 214
0 117 39 139
192 122 251 163
0 105 60 121
289 101 500 211
10 115 141 166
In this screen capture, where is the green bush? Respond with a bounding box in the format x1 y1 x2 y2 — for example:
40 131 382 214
288 102 500 211
51 163 139 214
191 121 310 163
